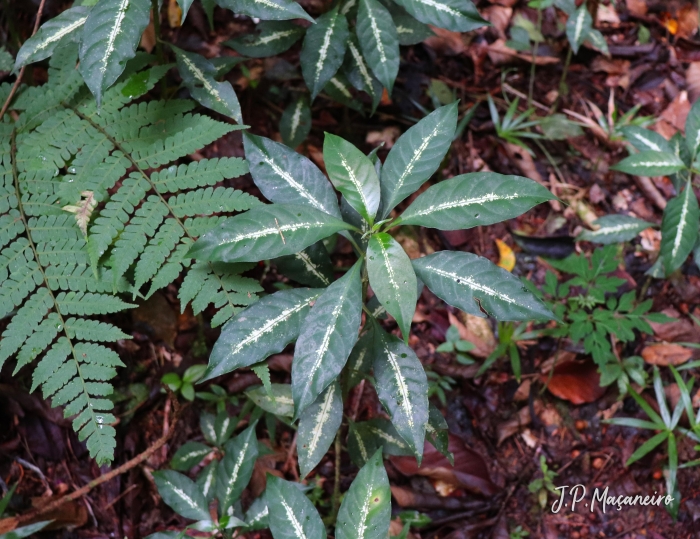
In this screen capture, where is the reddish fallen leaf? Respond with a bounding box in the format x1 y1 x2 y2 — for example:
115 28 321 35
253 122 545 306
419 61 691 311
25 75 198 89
541 360 607 405
650 308 699 343
642 343 693 366
448 312 496 359
390 434 499 496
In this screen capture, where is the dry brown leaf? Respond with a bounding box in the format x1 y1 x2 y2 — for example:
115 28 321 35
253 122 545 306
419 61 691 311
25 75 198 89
390 434 499 496
676 6 699 39
389 517 418 539
650 308 699 343
366 126 400 149
140 18 156 53
687 62 700 102
448 311 496 358
596 4 620 25
626 0 647 16
487 39 559 66
641 343 693 366
423 26 468 55
541 360 607 405
654 90 690 139
496 400 543 445
167 0 182 27
481 5 512 37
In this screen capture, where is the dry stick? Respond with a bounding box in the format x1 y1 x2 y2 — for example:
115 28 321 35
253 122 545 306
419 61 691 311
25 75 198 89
0 0 47 119
8 397 185 527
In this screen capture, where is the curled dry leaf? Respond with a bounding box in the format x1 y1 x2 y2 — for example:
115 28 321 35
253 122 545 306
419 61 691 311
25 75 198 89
390 434 499 496
641 343 693 366
541 359 607 405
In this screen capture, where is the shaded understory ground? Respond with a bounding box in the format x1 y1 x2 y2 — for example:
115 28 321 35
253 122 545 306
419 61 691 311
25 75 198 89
4 0 700 537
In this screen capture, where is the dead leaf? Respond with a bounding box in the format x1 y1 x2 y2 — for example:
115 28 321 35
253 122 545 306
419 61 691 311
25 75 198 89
448 311 496 359
654 90 690 139
642 343 693 366
650 308 697 343
487 39 559 66
30 497 88 531
676 6 699 39
423 26 467 55
596 4 620 25
366 126 400 149
626 0 647 16
541 360 607 405
496 400 543 445
495 239 515 271
390 434 499 496
687 62 700 102
167 0 182 27
140 17 156 53
482 5 512 37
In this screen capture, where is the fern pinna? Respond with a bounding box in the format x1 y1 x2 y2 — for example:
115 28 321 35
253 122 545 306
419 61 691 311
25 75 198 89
0 44 260 465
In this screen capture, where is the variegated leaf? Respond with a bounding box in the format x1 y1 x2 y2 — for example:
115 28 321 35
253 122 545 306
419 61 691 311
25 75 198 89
426 404 452 463
336 449 391 539
300 6 350 99
196 460 218 502
324 134 381 224
265 475 325 539
367 233 417 341
620 126 673 154
274 241 334 287
397 172 556 230
364 417 413 455
380 102 457 218
391 0 486 33
660 181 699 275
15 6 90 70
292 261 362 417
297 382 343 477
566 4 591 54
247 384 295 417
412 251 554 320
324 72 367 112
343 37 382 112
213 410 237 445
216 424 258 516
153 470 210 521
216 0 314 22
611 150 686 177
243 134 342 219
172 46 242 123
187 204 353 263
200 412 218 445
171 441 211 471
371 321 428 461
686 96 700 158
203 288 321 380
577 215 654 245
388 5 434 45
348 420 381 467
357 0 400 94
225 21 305 58
344 330 373 391
244 497 269 530
79 0 151 106
280 96 311 148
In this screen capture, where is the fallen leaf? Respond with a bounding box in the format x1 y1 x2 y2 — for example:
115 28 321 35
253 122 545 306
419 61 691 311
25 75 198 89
626 0 647 16
496 400 543 445
495 239 515 271
140 17 156 54
423 26 467 55
654 90 690 139
650 308 697 343
541 360 607 405
482 5 512 37
168 0 182 27
366 126 401 149
687 62 700 102
676 6 699 39
641 343 693 366
390 434 499 496
448 311 496 359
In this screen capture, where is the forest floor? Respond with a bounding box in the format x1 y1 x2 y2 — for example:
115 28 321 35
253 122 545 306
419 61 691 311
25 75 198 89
3 0 700 537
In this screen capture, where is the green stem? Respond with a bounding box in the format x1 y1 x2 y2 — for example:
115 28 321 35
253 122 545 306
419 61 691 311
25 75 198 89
527 7 543 108
330 429 342 523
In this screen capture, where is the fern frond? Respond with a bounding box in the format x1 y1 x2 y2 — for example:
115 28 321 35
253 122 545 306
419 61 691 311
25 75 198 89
169 187 261 217
150 157 248 193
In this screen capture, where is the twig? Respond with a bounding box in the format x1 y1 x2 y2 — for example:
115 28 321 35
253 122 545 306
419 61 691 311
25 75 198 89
4 396 185 528
632 176 667 210
0 0 47 118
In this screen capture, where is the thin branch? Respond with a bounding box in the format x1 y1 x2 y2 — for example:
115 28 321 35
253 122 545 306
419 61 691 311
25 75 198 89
0 0 47 118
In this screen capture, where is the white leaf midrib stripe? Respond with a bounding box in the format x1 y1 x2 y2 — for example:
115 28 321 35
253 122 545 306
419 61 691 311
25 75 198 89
307 386 335 454
409 192 518 218
229 220 326 242
100 0 130 76
282 499 307 539
348 41 375 94
35 16 88 52
295 250 331 285
392 124 441 199
425 264 516 304
180 54 225 106
384 342 413 428
365 1 387 64
338 153 371 216
315 14 337 85
671 185 693 259
260 156 327 212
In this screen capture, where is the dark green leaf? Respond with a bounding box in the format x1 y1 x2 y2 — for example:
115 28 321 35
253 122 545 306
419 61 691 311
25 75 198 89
243 134 342 219
367 233 417 341
398 172 556 229
153 470 210 521
247 384 295 417
280 96 311 148
265 475 325 539
357 0 400 94
225 21 305 58
293 261 362 417
171 441 211 471
660 182 699 275
216 0 314 22
188 204 353 263
204 288 321 380
611 151 686 176
216 424 259 515
336 449 391 539
565 4 591 54
300 6 350 99
298 382 343 477
412 251 554 320
620 126 673 154
380 103 458 218
391 0 487 32
577 215 654 244
275 241 334 287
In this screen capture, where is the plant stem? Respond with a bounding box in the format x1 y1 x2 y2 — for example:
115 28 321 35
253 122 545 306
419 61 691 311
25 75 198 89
330 430 342 524
527 6 543 108
151 0 165 66
555 47 573 109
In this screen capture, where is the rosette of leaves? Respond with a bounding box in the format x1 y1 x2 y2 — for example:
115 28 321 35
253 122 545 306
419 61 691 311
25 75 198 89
186 101 555 488
612 100 700 277
13 0 488 121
